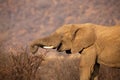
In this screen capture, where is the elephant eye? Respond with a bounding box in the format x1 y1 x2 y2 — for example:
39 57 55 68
61 40 65 43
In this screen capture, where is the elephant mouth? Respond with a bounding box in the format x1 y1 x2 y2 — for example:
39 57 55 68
41 43 72 54
79 48 84 54
57 43 72 54
42 44 83 54
57 42 62 51
65 50 72 54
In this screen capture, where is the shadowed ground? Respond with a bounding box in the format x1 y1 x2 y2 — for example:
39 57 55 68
0 0 120 80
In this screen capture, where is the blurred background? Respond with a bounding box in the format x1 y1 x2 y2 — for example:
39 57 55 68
0 0 120 80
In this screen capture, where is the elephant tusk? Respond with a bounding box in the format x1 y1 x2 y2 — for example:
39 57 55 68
43 46 54 49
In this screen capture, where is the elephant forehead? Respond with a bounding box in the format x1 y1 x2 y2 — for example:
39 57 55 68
56 25 72 34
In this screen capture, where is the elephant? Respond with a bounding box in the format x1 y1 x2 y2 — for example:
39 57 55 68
30 23 120 80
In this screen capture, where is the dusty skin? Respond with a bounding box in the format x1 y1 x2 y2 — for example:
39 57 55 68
30 23 120 80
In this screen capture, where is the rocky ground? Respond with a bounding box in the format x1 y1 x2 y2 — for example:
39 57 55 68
0 0 120 80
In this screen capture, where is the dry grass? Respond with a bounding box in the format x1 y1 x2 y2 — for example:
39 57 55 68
0 46 81 80
39 54 80 80
0 48 44 80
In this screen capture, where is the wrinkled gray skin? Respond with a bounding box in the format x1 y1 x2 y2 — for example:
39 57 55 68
30 23 120 80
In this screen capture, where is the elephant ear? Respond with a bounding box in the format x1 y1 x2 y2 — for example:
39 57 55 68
71 26 96 53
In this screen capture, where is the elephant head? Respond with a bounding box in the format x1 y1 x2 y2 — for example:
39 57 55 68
30 24 96 54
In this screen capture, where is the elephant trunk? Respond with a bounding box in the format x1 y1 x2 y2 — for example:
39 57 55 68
30 33 62 54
